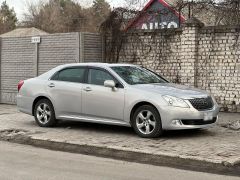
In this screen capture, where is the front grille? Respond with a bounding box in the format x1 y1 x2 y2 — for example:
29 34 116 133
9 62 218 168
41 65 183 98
181 117 217 125
188 96 214 111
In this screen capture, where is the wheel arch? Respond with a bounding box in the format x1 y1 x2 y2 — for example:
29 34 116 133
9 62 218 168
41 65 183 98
32 96 53 115
129 101 161 125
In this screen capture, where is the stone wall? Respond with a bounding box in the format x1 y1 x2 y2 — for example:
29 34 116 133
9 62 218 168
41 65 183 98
197 26 240 112
110 18 240 112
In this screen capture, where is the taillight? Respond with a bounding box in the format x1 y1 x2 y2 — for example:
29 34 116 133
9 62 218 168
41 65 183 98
18 80 24 92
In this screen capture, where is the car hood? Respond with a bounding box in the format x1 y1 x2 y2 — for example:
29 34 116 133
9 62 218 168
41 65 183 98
132 83 209 99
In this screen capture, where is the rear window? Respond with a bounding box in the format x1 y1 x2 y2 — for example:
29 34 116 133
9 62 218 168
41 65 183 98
51 68 86 83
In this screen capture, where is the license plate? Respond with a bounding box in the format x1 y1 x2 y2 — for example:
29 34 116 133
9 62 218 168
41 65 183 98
204 112 213 121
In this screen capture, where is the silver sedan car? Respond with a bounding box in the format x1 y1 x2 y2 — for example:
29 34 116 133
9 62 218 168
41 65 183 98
17 63 220 138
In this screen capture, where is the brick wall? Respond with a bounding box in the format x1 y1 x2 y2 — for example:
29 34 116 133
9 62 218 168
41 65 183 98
197 26 240 112
117 30 182 83
109 18 240 112
0 32 103 104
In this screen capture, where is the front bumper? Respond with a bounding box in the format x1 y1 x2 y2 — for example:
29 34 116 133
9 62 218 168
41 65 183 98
159 103 220 130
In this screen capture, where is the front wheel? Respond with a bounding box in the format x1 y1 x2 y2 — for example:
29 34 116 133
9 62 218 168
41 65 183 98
132 105 162 138
34 99 57 127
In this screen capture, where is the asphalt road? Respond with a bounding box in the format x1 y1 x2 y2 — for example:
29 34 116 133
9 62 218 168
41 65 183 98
0 141 239 180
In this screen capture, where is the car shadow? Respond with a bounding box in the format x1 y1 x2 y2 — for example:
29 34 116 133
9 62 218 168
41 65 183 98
161 129 216 139
57 120 135 136
55 120 215 138
25 120 216 139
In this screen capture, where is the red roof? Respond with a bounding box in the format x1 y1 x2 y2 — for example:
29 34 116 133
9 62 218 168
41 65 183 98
126 0 186 30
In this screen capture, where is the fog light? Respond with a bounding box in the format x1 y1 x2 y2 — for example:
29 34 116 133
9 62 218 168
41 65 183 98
172 120 182 126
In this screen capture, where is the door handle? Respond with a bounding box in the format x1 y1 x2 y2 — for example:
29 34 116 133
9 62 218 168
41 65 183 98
48 83 55 88
83 87 92 92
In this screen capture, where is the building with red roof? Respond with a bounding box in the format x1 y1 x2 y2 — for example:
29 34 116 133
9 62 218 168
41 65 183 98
126 0 185 30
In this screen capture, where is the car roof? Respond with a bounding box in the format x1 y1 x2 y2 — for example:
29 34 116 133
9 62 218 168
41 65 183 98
60 63 137 68
37 63 137 80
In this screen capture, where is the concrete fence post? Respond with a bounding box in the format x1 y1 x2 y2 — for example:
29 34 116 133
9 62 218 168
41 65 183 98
180 17 204 87
33 43 39 77
102 35 105 62
79 32 84 63
76 32 80 63
0 38 1 103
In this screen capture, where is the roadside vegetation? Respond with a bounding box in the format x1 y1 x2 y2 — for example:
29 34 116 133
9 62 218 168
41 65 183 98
23 0 111 33
1 0 240 34
0 1 17 34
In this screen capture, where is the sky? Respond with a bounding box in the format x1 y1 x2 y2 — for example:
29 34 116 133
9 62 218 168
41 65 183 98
0 0 128 20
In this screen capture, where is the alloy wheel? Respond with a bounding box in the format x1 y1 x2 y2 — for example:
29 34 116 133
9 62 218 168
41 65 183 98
136 110 156 135
36 103 51 124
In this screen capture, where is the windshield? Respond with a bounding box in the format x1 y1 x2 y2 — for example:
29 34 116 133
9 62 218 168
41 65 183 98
111 66 168 85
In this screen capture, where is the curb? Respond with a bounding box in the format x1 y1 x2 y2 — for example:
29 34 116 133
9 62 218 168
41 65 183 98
0 132 240 177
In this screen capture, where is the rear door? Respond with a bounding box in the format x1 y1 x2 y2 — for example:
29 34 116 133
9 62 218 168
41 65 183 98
47 66 87 117
82 67 125 121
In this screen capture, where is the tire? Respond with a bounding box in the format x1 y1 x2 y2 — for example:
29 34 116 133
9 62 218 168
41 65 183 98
34 99 57 127
132 105 162 138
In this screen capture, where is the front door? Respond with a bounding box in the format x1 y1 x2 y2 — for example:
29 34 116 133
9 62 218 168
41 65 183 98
82 68 125 121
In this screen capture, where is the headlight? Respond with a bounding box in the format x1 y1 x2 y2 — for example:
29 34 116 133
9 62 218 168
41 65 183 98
162 95 189 108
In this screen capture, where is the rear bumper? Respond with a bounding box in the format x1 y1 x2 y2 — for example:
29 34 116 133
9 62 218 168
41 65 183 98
16 94 33 115
159 103 220 130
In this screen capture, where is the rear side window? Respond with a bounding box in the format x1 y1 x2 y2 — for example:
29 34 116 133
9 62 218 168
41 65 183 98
51 68 86 83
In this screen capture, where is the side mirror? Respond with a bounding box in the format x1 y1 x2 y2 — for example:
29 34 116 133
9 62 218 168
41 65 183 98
104 80 116 88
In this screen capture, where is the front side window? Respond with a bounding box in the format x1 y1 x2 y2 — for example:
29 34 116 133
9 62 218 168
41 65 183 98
111 66 168 85
52 68 86 83
88 68 115 86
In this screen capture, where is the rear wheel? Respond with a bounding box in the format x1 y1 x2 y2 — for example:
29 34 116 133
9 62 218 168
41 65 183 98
132 105 162 138
34 99 57 127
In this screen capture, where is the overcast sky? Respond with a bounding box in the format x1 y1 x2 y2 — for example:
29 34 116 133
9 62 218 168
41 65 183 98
1 0 128 20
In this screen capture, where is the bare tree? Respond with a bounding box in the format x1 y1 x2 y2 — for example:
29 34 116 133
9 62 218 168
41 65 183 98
85 0 111 32
23 0 111 33
174 0 240 26
23 0 87 33
215 0 240 25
